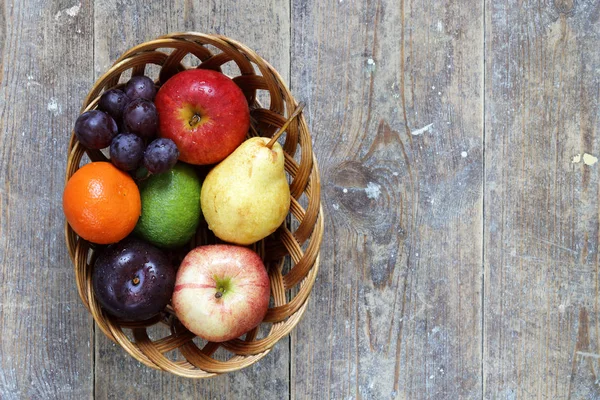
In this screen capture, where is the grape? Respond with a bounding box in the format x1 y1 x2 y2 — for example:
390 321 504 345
98 89 130 120
123 98 158 138
74 110 118 149
109 134 145 171
125 76 157 101
144 138 179 174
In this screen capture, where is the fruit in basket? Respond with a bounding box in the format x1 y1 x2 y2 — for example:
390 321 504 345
125 75 157 101
134 163 201 249
98 89 131 120
74 110 118 149
110 133 145 171
63 162 141 244
123 98 158 138
92 237 176 321
172 244 270 342
154 69 250 165
200 137 290 245
143 138 179 174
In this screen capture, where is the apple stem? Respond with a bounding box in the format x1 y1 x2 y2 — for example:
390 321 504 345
215 291 223 299
190 113 201 127
266 102 306 149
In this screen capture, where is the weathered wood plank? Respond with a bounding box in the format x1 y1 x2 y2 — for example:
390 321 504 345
484 1 600 398
290 0 484 398
0 0 94 398
92 1 291 397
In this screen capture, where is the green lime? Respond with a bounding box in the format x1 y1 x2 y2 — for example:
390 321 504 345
134 163 202 249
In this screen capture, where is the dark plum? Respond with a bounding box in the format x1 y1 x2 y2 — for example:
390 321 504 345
92 237 176 321
144 138 179 174
125 76 156 101
109 133 145 171
123 98 158 138
98 89 130 120
74 110 118 149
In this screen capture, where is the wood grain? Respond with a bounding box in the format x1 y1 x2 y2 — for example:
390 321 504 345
92 1 291 398
484 0 600 398
1 0 600 397
0 0 94 398
290 0 484 398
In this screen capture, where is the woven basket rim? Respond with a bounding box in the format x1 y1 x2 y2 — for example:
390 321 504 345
66 32 323 378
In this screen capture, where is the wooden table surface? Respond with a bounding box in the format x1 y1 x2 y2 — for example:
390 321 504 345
1 0 599 398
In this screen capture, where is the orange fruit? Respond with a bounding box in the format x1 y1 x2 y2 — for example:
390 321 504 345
63 162 141 244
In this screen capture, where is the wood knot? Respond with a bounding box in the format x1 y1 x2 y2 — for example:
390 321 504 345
554 0 575 15
329 161 406 242
331 161 383 219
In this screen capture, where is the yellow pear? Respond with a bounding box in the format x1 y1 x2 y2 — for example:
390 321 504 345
201 137 291 245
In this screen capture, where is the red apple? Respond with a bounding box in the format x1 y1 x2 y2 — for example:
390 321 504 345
172 244 270 342
155 69 250 165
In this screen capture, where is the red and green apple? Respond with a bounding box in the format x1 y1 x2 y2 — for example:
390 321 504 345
172 244 270 342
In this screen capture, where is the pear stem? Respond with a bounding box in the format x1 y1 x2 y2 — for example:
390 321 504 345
266 102 306 149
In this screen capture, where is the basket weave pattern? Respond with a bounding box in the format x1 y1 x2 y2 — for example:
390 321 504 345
65 33 323 378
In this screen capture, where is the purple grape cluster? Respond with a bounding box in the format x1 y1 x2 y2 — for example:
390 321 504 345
73 75 179 175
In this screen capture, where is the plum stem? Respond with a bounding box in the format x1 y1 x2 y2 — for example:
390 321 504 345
266 102 305 149
132 277 140 285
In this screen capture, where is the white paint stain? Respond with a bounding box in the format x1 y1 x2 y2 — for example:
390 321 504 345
392 171 399 176
365 58 376 75
365 182 381 200
411 123 434 136
461 151 468 158
583 153 598 166
47 98 62 116
26 75 41 87
55 3 81 20
342 188 348 193
572 153 598 165
66 3 81 17
332 203 340 210
437 21 443 32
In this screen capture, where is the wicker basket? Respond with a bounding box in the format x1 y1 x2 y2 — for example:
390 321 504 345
65 32 323 378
